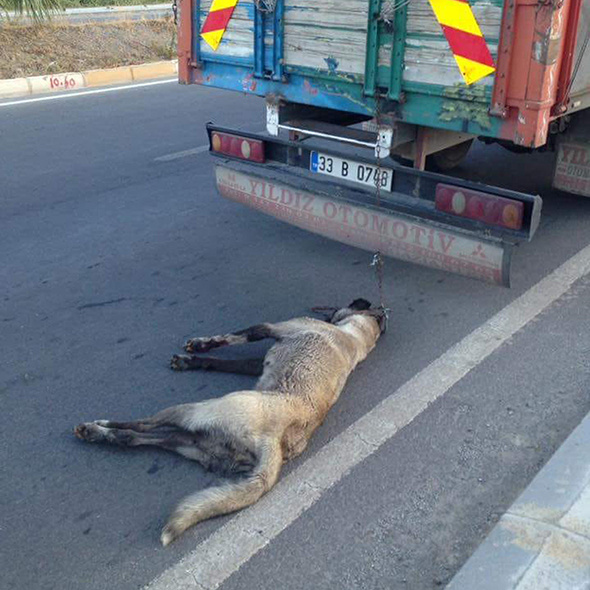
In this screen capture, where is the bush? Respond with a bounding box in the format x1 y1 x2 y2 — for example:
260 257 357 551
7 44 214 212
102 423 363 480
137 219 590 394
1 0 61 20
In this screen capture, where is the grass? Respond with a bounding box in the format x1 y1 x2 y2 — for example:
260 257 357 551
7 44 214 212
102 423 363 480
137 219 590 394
0 19 176 78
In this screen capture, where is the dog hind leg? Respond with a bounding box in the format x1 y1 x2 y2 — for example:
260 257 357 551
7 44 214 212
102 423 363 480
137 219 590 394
76 393 267 441
75 404 195 434
73 422 224 469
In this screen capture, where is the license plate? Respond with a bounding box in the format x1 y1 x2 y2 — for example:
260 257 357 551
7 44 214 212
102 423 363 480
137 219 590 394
310 151 393 192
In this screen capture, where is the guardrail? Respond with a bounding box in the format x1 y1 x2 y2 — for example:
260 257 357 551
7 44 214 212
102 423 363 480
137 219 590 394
0 3 171 25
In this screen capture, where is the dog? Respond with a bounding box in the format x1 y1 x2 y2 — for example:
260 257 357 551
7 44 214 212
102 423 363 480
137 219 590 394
74 298 386 546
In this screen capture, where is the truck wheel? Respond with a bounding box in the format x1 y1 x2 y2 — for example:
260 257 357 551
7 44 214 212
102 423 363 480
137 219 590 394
429 139 474 172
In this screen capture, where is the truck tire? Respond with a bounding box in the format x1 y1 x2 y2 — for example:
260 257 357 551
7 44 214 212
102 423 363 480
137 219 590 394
429 139 474 172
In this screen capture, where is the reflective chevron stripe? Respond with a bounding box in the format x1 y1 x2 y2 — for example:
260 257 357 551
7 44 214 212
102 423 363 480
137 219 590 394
201 0 240 51
428 0 496 85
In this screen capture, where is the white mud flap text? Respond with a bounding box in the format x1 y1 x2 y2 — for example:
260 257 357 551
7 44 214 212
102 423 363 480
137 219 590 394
553 141 590 197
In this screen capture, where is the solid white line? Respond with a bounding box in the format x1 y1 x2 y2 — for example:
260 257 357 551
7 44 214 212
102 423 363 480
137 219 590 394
154 145 210 162
0 78 176 108
144 242 590 590
154 126 265 162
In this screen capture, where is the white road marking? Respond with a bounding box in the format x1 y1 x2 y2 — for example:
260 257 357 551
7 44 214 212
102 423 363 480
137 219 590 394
0 78 176 108
154 145 210 162
154 127 265 162
145 242 590 590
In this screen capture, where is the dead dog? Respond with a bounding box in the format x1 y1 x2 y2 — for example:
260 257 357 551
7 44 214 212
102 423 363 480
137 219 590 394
74 298 386 546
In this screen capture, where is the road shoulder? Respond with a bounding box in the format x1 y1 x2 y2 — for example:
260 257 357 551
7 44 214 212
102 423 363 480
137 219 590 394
0 60 177 100
447 411 590 589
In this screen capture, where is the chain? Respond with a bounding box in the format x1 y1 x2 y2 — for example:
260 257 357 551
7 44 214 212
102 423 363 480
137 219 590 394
374 94 383 209
370 93 390 328
536 0 564 8
380 0 413 24
168 0 178 57
172 0 178 26
254 0 277 12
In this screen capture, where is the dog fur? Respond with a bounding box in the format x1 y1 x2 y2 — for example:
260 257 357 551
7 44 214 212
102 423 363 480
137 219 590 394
74 299 385 546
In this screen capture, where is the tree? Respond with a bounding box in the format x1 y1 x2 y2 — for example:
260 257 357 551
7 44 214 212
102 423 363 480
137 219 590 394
0 0 62 20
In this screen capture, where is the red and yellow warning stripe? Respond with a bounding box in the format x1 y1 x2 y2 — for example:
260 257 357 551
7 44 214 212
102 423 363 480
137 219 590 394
201 0 240 51
428 0 495 85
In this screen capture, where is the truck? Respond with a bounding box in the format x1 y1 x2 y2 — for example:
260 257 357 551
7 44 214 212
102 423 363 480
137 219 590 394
176 0 589 286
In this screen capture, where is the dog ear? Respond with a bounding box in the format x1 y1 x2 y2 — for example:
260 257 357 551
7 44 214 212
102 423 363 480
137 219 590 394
349 298 371 311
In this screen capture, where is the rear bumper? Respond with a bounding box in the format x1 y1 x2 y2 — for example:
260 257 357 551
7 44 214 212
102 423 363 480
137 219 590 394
208 127 542 287
216 161 514 285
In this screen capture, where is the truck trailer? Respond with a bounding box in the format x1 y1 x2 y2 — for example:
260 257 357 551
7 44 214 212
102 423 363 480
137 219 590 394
176 0 589 286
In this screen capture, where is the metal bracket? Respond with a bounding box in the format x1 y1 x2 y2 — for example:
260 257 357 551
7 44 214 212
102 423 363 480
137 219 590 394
266 100 394 157
266 100 280 136
376 127 393 158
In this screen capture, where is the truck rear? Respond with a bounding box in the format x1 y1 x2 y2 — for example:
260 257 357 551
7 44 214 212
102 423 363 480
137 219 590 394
176 0 589 285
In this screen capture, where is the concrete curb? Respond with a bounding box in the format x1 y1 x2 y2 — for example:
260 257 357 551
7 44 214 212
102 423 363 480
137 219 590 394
446 412 590 590
0 60 178 100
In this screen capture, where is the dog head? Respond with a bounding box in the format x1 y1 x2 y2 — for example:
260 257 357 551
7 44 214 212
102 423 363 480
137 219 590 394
313 298 388 334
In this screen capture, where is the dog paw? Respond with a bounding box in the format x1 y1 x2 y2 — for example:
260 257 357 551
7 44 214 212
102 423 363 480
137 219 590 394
74 422 107 442
170 354 188 371
184 338 214 353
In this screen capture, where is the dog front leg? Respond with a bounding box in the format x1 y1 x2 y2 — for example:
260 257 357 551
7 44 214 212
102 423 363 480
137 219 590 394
184 323 277 353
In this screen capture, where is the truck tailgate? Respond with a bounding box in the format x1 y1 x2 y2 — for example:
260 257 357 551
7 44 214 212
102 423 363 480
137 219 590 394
179 0 589 147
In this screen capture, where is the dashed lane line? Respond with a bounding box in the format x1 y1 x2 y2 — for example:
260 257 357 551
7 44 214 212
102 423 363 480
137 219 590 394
154 145 210 162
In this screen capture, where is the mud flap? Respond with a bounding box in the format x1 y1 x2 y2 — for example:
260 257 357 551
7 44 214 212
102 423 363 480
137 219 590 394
215 164 512 286
553 110 590 197
553 140 590 197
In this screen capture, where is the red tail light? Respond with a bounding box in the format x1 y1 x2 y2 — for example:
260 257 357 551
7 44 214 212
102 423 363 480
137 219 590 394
435 184 524 230
211 132 265 163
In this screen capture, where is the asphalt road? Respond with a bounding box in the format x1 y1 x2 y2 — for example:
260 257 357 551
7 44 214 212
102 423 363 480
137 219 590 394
1 82 590 590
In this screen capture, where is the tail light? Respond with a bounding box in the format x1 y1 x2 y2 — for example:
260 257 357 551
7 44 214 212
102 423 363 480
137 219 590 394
210 132 265 163
435 183 524 230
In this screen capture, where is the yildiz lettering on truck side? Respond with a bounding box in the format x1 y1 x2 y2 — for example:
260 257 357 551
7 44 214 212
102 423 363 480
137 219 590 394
553 142 590 197
215 166 505 284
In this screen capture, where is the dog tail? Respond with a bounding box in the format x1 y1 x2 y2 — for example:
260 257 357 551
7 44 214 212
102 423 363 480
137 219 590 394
161 437 282 546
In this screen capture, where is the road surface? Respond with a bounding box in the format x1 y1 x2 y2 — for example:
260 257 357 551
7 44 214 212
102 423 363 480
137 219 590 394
1 81 589 590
